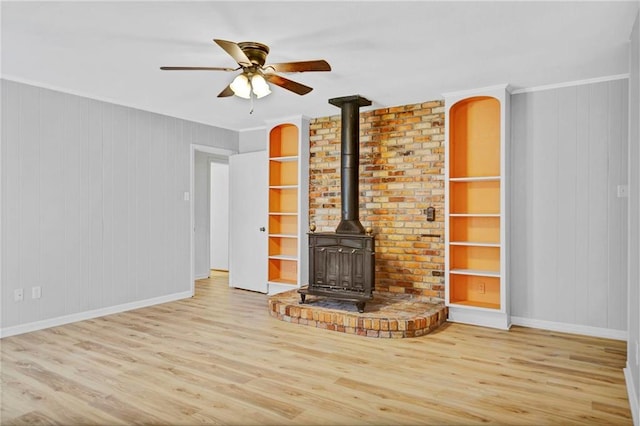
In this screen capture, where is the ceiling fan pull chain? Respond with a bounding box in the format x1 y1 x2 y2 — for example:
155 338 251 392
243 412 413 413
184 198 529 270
249 90 254 114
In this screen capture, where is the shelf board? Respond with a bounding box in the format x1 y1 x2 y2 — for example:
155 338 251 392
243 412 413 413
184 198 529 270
269 185 298 190
268 278 297 285
449 241 500 247
269 156 298 162
449 176 501 182
269 212 298 216
449 300 501 310
269 254 297 261
449 268 500 277
269 234 298 238
449 213 501 218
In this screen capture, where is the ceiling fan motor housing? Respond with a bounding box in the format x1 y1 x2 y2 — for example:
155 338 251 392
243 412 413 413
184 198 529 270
238 42 270 67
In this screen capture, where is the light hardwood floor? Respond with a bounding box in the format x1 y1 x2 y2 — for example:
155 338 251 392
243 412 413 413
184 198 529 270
1 271 632 425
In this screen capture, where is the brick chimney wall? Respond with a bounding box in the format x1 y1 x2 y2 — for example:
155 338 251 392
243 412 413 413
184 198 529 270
309 100 445 299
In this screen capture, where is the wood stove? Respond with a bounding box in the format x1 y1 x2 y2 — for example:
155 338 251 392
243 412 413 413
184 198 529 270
299 95 375 312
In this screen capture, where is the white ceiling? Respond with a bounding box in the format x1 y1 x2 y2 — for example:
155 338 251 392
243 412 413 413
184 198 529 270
2 1 638 131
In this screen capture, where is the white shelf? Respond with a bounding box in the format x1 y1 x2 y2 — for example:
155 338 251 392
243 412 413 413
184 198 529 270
449 213 501 217
269 254 297 261
449 241 501 247
269 185 298 190
450 176 501 182
449 268 500 278
269 233 297 238
269 156 298 162
449 300 501 310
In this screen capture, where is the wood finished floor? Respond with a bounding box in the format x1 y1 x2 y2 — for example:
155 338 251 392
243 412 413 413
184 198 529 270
1 271 632 425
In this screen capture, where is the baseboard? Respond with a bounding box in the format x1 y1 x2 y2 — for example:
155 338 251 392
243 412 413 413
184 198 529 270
625 364 639 426
511 316 627 340
0 290 193 339
194 273 210 280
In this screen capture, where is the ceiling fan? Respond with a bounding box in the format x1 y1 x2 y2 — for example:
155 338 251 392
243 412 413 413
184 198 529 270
160 39 331 99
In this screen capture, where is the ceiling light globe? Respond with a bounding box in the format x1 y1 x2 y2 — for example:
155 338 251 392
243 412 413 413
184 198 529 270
251 74 271 99
230 74 251 99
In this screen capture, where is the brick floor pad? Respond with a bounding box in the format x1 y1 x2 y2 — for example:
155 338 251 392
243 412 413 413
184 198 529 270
268 289 448 338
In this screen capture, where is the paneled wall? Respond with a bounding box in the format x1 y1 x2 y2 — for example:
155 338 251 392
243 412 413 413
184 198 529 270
510 78 629 332
1 79 238 334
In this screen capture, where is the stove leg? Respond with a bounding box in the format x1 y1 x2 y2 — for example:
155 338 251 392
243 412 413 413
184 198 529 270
356 302 365 313
300 294 306 304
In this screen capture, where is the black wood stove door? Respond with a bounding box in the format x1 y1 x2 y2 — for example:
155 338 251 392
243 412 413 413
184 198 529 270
308 233 374 295
339 248 366 292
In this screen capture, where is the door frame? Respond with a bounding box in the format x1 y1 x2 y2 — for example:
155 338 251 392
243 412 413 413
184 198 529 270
190 144 237 296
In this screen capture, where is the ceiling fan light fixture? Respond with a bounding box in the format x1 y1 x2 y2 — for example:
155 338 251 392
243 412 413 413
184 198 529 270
251 74 271 99
230 74 251 99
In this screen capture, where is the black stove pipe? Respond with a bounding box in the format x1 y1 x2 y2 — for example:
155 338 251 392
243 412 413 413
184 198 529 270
328 95 372 234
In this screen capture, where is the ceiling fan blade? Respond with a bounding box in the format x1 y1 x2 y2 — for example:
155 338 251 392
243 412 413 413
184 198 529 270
267 60 331 73
160 66 236 71
217 85 234 98
264 74 313 95
214 39 252 67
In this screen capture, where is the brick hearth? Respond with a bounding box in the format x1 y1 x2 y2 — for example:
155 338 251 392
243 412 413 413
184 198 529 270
268 290 447 338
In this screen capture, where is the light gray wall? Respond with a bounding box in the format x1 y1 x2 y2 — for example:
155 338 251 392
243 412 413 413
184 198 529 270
510 79 629 332
239 128 266 153
1 79 238 332
628 11 640 415
210 162 229 271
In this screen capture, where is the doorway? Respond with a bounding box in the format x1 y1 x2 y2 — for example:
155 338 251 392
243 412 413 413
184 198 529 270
210 161 229 272
190 144 236 295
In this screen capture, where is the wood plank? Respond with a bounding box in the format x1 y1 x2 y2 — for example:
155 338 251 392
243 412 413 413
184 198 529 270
0 271 631 425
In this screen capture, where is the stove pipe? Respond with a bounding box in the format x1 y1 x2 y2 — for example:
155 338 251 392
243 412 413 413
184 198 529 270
329 95 372 234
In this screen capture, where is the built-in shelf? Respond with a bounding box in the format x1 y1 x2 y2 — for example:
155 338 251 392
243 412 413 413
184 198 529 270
449 176 501 182
449 241 501 247
270 156 298 162
449 214 501 217
449 300 501 310
269 254 297 261
444 85 510 330
449 268 501 277
269 185 298 190
266 119 309 294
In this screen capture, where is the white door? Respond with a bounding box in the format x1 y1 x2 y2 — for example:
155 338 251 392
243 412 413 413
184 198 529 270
229 151 268 292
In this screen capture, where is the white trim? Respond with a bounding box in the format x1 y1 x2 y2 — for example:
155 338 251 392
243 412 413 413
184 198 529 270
194 273 210 280
511 74 629 94
448 306 511 330
511 316 628 340
625 364 639 426
0 75 236 131
190 144 237 298
239 125 267 132
442 83 512 99
0 291 192 339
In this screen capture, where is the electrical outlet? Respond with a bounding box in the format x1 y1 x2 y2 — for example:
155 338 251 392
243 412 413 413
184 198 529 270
14 288 23 302
32 286 41 299
478 282 485 294
617 185 629 198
